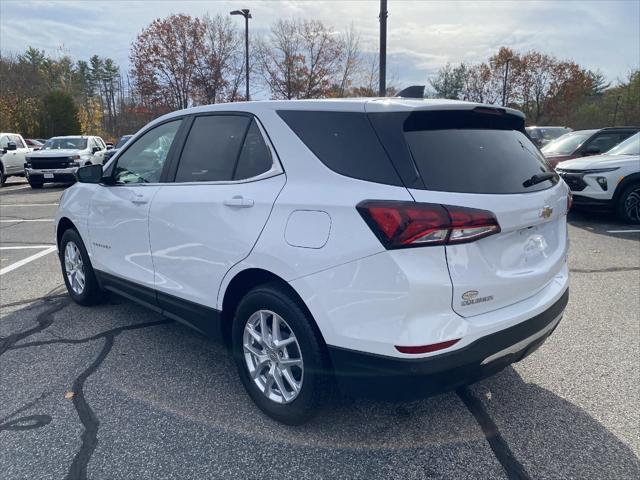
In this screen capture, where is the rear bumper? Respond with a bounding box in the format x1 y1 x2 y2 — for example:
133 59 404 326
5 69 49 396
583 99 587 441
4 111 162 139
328 288 569 399
26 167 77 183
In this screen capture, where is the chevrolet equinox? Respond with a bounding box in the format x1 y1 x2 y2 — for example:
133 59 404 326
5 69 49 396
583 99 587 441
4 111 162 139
55 98 570 424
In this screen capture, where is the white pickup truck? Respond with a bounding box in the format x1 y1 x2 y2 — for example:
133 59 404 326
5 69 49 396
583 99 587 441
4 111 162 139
25 135 109 188
0 132 30 186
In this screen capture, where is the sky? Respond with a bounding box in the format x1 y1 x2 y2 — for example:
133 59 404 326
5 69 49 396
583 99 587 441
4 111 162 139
1 0 639 92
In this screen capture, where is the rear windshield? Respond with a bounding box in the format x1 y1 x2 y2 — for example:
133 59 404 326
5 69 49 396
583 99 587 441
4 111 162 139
278 108 556 194
405 128 556 194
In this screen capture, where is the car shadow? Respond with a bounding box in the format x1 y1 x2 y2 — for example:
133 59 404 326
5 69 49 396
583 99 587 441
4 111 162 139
2 297 637 479
568 209 639 240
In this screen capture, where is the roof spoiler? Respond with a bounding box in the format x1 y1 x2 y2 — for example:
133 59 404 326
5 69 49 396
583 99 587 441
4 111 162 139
395 85 425 99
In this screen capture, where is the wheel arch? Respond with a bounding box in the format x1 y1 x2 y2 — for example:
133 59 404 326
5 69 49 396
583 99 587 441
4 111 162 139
56 217 78 249
612 172 640 204
220 268 326 350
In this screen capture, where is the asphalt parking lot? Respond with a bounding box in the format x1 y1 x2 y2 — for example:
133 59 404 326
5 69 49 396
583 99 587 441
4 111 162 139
1 176 639 480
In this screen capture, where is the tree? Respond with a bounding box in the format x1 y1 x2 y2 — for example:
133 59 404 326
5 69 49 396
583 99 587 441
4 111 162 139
333 23 361 97
41 91 81 137
428 63 468 99
131 14 205 110
258 19 343 99
193 14 244 104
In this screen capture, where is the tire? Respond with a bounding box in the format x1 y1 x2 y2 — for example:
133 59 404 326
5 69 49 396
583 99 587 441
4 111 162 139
28 179 43 189
616 182 640 224
59 229 105 305
231 284 330 425
0 168 6 186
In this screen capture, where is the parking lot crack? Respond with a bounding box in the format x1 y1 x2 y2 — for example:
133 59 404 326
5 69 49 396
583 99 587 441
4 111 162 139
64 334 113 480
0 298 70 356
457 387 532 480
9 319 172 351
570 266 640 274
61 319 171 480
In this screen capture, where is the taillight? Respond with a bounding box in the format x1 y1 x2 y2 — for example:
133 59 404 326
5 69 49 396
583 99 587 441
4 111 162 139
357 200 501 249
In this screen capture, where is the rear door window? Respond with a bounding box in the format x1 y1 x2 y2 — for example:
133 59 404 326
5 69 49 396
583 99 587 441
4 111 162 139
277 110 402 186
175 115 251 182
404 127 556 194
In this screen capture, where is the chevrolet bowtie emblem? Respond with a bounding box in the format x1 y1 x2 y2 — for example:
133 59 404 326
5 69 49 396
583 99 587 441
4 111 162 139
540 206 553 219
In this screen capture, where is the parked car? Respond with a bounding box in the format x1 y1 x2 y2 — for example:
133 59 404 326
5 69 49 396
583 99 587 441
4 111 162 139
542 127 639 167
25 135 108 188
102 134 133 163
0 132 29 186
526 126 572 148
25 138 44 151
557 132 640 223
55 99 570 424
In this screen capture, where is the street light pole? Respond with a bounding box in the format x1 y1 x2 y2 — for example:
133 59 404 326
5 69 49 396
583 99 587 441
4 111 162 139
230 8 251 101
502 58 511 106
379 0 388 97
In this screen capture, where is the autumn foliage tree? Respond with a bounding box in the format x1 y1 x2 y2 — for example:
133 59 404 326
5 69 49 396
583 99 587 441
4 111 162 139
257 19 345 99
131 14 205 110
426 46 623 126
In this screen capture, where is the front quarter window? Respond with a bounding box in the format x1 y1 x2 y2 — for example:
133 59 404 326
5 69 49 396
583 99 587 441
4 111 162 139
112 120 182 184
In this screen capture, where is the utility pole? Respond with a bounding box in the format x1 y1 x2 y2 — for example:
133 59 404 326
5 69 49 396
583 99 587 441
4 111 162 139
379 0 388 97
502 58 511 106
612 95 621 126
230 9 251 101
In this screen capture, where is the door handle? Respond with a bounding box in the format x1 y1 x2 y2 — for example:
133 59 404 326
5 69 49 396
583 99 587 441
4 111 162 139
223 195 254 208
130 193 149 204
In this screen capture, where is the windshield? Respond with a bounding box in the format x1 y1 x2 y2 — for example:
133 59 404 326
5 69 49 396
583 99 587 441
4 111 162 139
43 138 87 150
527 127 569 141
606 132 640 155
116 135 133 149
541 132 590 155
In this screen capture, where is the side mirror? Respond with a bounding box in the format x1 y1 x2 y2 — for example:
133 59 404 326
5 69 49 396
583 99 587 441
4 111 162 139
92 146 101 154
76 164 103 183
7 141 17 151
583 145 601 156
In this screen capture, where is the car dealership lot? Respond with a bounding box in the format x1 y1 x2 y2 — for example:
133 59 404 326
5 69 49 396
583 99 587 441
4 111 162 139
1 178 638 480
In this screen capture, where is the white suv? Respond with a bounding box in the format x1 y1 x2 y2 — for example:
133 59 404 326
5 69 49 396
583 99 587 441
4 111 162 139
55 99 570 424
556 132 640 223
0 132 30 186
25 135 108 188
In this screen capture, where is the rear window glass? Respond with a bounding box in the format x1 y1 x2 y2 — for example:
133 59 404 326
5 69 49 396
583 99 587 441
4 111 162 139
405 128 556 194
277 110 402 186
175 115 250 182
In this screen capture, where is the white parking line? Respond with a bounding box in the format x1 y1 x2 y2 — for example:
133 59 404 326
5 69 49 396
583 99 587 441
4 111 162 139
0 185 31 192
606 229 640 233
0 219 54 223
0 245 56 250
0 245 57 275
0 203 59 207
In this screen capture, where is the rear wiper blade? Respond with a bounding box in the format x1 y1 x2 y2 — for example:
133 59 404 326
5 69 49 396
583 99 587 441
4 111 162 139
523 172 557 188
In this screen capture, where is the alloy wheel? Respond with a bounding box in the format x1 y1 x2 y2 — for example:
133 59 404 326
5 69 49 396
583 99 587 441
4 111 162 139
624 187 640 223
64 241 86 295
242 310 304 404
